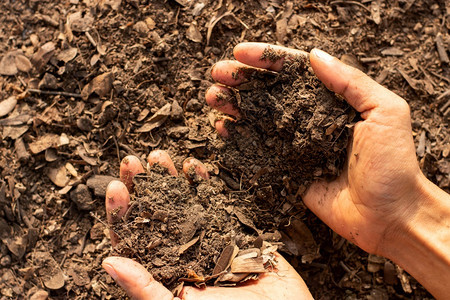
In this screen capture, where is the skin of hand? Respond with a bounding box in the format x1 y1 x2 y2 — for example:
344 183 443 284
206 42 450 299
103 152 313 300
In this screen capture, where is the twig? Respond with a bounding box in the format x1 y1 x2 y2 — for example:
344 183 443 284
112 135 121 165
28 88 83 98
330 0 371 12
428 70 450 84
85 31 97 47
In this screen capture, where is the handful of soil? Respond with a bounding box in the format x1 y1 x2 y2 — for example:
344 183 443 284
212 48 356 196
112 167 281 291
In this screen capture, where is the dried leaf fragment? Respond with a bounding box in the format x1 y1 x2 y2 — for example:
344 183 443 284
29 133 69 154
136 103 172 132
15 55 32 72
0 96 17 118
230 256 265 274
31 42 56 70
178 236 200 255
81 72 114 100
186 22 203 43
212 244 239 275
0 51 19 75
57 47 78 63
47 165 70 187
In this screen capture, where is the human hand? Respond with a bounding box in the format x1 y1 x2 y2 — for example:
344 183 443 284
103 151 312 300
205 42 423 256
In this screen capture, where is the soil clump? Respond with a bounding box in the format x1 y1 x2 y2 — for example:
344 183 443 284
112 166 279 290
214 47 355 195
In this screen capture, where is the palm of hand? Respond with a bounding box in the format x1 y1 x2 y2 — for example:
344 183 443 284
179 254 310 299
305 95 420 254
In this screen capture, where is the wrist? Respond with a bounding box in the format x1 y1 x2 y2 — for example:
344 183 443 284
379 173 450 299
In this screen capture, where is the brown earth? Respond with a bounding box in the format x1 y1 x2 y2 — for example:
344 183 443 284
0 0 448 299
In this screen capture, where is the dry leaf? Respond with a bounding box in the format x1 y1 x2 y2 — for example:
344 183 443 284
47 165 70 187
186 22 203 43
397 68 419 90
57 47 78 63
230 256 265 273
14 55 32 72
0 96 17 118
0 51 19 75
77 145 97 165
28 133 69 154
234 208 260 234
213 244 239 275
31 42 56 70
178 236 200 255
281 218 319 263
136 103 171 132
45 148 59 162
81 72 114 100
68 11 94 32
33 251 65 290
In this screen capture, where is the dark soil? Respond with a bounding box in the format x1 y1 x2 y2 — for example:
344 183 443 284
214 48 354 192
0 0 448 299
113 167 279 290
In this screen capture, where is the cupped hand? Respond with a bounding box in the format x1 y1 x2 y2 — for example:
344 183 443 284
206 42 423 256
103 151 312 300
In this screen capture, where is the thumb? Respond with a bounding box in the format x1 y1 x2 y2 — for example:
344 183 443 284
103 257 174 300
309 48 408 118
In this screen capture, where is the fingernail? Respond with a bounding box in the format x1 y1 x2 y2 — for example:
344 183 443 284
103 263 118 281
312 48 334 62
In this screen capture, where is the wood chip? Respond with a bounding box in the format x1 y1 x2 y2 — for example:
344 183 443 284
416 131 426 157
381 47 404 56
230 256 265 273
435 33 449 64
370 0 381 25
178 236 200 255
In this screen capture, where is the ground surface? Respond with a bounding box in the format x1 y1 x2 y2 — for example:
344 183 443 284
0 0 449 299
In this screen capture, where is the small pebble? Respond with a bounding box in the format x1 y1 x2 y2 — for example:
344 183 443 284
0 255 11 266
70 184 95 210
77 117 93 131
29 290 49 300
186 99 203 112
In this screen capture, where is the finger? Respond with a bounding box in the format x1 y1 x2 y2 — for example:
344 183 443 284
215 118 231 138
103 257 173 300
233 42 308 71
211 60 266 86
309 48 410 116
120 155 145 192
106 180 130 246
205 84 240 118
147 150 178 176
182 158 210 184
